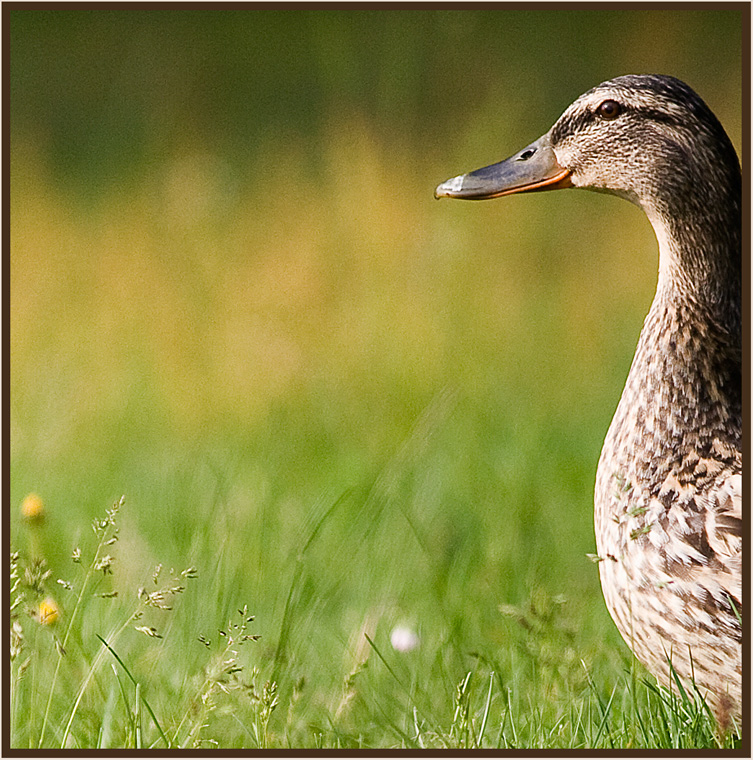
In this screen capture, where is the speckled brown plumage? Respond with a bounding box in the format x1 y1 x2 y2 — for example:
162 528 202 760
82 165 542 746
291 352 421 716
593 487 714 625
436 75 742 730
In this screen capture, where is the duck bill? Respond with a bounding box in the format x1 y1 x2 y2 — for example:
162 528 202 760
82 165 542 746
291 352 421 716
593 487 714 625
435 134 572 200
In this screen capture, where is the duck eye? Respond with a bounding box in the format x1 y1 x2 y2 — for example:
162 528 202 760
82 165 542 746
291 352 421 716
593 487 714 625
596 100 621 120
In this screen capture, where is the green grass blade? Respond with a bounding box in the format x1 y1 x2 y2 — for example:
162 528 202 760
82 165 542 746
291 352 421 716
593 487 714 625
96 634 169 748
273 490 352 680
135 682 142 750
363 633 440 739
477 670 494 747
111 662 135 742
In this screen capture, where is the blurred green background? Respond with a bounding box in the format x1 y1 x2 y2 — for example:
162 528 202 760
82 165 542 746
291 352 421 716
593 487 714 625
9 7 743 746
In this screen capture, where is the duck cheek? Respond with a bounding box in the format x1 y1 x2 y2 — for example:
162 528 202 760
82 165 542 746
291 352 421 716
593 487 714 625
553 149 600 189
569 169 639 204
567 170 592 189
566 165 606 190
565 159 623 192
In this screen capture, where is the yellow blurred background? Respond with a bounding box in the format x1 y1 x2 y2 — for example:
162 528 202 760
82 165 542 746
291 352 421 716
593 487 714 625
11 8 742 446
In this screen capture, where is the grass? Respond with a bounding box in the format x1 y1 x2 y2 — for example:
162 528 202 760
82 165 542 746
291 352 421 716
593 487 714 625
9 499 738 749
9 415 741 749
9 10 744 746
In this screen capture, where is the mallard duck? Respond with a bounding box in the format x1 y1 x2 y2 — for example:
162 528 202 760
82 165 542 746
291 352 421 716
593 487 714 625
436 75 742 730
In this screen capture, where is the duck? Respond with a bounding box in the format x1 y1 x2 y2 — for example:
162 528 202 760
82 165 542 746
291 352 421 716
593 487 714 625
436 75 742 732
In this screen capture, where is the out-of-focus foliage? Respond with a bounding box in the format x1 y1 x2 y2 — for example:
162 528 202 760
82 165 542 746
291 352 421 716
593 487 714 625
11 9 741 188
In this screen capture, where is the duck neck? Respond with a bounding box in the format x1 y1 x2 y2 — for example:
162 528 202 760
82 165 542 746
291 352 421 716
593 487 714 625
625 196 742 452
647 189 741 348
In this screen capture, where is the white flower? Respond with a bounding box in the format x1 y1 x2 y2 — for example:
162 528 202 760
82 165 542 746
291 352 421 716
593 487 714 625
390 625 419 652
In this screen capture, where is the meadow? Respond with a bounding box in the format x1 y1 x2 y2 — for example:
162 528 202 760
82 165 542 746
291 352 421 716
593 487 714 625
9 8 744 749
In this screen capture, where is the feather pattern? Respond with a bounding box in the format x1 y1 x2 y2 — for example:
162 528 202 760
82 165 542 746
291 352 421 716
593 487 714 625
578 77 742 728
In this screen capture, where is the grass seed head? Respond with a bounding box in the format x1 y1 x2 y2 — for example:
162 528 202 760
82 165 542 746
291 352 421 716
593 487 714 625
10 620 24 659
94 555 115 574
135 625 163 638
24 559 52 594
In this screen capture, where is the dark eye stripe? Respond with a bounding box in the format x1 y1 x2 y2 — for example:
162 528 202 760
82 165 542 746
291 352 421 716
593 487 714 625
551 110 593 142
637 108 686 128
551 103 686 142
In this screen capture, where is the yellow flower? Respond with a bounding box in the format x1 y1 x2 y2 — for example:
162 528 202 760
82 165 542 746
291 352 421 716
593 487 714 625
38 597 60 625
21 493 45 521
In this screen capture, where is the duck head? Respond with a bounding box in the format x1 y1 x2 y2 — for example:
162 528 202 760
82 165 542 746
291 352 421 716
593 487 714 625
436 75 740 312
435 74 739 222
